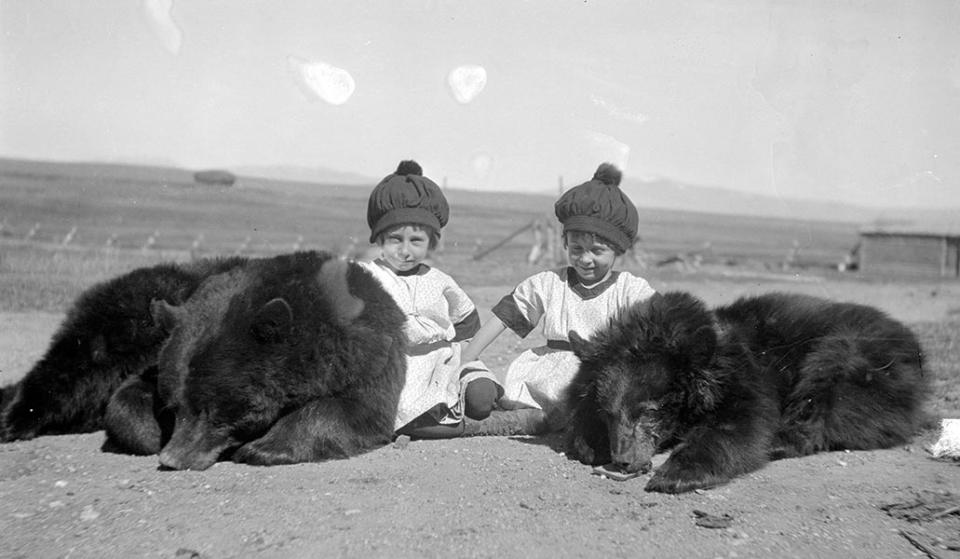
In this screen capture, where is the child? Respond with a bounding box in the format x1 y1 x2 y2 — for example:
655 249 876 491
462 163 657 430
359 160 502 439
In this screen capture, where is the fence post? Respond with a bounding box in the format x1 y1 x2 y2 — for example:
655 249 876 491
142 230 159 252
61 226 77 246
235 236 251 256
554 176 565 264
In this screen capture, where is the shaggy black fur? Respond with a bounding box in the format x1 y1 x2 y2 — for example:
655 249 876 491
0 257 247 442
565 291 928 494
104 251 407 470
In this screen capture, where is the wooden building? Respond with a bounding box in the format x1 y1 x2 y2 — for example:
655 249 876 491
857 223 960 278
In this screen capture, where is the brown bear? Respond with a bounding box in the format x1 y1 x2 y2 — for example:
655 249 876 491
104 251 407 470
1 257 246 442
565 291 928 493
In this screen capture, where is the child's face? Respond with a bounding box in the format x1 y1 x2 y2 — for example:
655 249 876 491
379 225 430 273
566 232 617 284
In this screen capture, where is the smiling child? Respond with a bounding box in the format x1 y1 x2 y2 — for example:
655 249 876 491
462 163 657 431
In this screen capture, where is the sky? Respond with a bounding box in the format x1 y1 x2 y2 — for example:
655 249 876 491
1 0 959 209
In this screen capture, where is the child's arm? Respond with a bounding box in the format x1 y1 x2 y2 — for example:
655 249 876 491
461 315 507 363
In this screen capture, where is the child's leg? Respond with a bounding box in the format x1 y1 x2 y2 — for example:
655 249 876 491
396 411 465 440
463 378 499 420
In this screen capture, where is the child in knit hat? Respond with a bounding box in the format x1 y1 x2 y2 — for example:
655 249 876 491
462 163 657 432
359 160 503 438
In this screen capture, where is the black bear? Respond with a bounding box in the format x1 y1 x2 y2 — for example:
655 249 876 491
0 257 247 442
565 291 928 494
104 251 407 470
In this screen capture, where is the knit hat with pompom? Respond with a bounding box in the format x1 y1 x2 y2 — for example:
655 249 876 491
554 163 638 252
367 160 449 243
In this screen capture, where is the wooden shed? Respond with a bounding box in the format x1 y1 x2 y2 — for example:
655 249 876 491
857 223 960 278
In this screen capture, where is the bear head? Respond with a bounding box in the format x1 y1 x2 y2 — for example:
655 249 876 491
568 291 725 473
151 253 401 471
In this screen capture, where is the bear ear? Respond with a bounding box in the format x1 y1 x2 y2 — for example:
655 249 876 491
656 292 717 369
252 297 293 343
684 324 718 369
317 257 365 325
151 299 184 332
568 331 591 359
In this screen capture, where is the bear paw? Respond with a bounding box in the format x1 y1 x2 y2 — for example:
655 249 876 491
645 464 726 494
568 435 601 465
232 441 298 466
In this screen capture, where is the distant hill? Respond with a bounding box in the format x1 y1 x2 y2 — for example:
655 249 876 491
619 176 959 226
0 156 196 184
1 156 955 228
619 177 868 223
231 164 374 186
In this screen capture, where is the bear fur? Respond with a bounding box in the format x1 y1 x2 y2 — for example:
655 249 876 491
104 251 407 470
565 291 929 494
0 257 246 442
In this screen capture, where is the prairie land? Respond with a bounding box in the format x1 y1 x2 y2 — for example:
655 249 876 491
1 160 958 558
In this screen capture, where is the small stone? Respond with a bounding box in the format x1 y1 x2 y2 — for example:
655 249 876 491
79 505 99 521
54 480 68 488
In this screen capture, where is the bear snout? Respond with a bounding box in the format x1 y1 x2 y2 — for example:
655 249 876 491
158 414 229 471
609 423 657 474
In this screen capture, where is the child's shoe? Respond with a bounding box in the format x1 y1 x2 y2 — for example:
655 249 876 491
461 408 548 437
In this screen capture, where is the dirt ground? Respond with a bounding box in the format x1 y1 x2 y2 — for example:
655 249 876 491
2 272 959 559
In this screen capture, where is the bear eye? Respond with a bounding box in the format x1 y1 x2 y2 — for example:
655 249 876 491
630 401 660 420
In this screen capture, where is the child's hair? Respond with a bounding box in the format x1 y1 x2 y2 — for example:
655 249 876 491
374 223 441 250
563 230 625 256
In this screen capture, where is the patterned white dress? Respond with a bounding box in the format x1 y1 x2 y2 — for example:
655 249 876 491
492 267 656 414
359 259 499 430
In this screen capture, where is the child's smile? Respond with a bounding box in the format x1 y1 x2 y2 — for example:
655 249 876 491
566 235 617 285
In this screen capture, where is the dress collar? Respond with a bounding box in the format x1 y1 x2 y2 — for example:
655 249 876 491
565 267 619 300
373 259 429 277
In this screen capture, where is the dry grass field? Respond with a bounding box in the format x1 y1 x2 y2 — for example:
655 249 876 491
1 160 958 558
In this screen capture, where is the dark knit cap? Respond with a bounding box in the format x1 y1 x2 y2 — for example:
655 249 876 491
367 160 449 243
554 163 638 252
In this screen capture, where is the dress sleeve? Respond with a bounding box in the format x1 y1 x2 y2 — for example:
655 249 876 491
452 309 481 341
491 273 545 338
623 273 657 306
443 277 480 340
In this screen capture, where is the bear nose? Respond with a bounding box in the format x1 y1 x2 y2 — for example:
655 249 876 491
612 459 652 474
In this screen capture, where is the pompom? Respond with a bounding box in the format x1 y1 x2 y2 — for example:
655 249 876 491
395 160 423 176
593 163 622 186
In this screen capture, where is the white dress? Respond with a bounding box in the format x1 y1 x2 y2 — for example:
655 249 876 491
359 259 499 430
492 267 656 414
